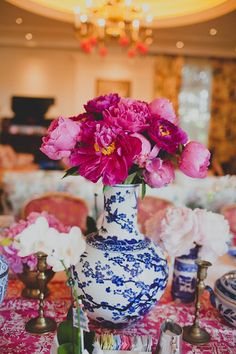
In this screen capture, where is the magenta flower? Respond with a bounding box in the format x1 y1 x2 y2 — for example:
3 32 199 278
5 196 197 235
148 117 188 153
143 158 175 188
39 94 210 189
84 93 120 114
149 98 178 125
69 122 142 185
104 98 149 133
70 112 95 122
132 133 159 167
179 141 210 178
40 117 81 160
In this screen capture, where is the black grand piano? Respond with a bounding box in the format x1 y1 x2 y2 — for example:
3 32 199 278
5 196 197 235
0 96 59 168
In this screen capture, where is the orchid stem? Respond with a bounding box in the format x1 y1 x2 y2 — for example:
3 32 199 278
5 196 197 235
61 261 81 354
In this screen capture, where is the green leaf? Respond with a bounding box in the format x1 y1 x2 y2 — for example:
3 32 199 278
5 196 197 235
85 216 97 236
84 331 96 354
57 320 75 345
141 180 146 199
124 172 137 184
0 238 12 247
66 306 73 321
103 185 111 193
58 342 79 354
62 166 79 179
178 144 184 154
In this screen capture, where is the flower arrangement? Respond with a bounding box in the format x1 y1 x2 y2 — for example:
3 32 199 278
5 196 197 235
145 206 230 262
14 216 85 271
1 211 70 273
14 216 87 354
40 94 210 191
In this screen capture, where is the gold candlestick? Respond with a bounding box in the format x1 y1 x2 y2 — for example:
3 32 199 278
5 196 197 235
183 259 212 345
25 252 57 334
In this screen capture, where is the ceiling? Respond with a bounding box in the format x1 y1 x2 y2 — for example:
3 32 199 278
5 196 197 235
6 0 236 27
1 0 236 58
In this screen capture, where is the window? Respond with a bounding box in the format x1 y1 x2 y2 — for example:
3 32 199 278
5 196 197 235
179 60 212 146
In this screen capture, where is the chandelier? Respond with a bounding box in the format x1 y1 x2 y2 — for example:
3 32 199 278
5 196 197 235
74 0 154 56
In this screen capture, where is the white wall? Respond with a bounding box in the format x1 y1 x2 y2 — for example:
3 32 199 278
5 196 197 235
0 47 155 119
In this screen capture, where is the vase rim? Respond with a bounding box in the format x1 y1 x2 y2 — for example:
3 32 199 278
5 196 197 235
105 184 140 188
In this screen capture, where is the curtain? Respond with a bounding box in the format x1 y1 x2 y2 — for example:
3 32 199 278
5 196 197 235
153 55 184 113
208 59 236 173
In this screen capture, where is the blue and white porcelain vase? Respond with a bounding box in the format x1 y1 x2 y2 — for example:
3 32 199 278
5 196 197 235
171 247 199 303
74 184 168 327
0 254 9 303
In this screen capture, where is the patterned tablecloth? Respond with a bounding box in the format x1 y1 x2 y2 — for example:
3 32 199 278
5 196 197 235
0 279 235 354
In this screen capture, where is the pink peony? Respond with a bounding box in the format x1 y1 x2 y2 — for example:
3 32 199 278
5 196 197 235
104 98 149 133
69 122 142 185
179 141 210 178
132 133 159 167
149 98 178 125
194 209 229 262
143 158 175 188
84 93 120 114
39 95 211 189
146 206 198 257
40 117 81 160
148 118 188 154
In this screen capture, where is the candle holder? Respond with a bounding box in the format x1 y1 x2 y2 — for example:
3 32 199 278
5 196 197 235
25 252 57 334
183 259 212 345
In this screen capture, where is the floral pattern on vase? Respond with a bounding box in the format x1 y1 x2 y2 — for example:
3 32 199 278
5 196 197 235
73 184 168 327
171 247 199 303
0 255 8 303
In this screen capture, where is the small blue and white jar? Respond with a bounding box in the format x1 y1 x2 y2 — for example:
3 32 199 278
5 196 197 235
0 254 9 303
171 247 199 303
74 184 168 327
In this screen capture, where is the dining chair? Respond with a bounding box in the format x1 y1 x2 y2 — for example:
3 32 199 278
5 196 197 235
221 204 236 246
22 192 89 232
137 196 173 234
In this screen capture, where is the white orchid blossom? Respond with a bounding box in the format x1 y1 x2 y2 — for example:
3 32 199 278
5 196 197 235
14 217 50 257
14 216 86 271
46 227 86 271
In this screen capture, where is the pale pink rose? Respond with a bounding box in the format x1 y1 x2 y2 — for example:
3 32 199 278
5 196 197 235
132 133 159 167
147 206 198 257
194 209 229 262
40 117 81 160
179 141 210 178
144 158 175 188
149 98 178 125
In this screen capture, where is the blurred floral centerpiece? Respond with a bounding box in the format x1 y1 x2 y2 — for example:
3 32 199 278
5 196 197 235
40 93 210 326
146 205 230 302
1 211 69 298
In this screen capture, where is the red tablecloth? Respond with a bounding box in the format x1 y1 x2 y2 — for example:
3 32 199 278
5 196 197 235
0 279 235 354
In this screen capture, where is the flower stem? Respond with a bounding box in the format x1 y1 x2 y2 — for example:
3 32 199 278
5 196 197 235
61 261 81 354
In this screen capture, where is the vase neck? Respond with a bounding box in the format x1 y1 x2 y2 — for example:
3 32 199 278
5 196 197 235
100 184 143 240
